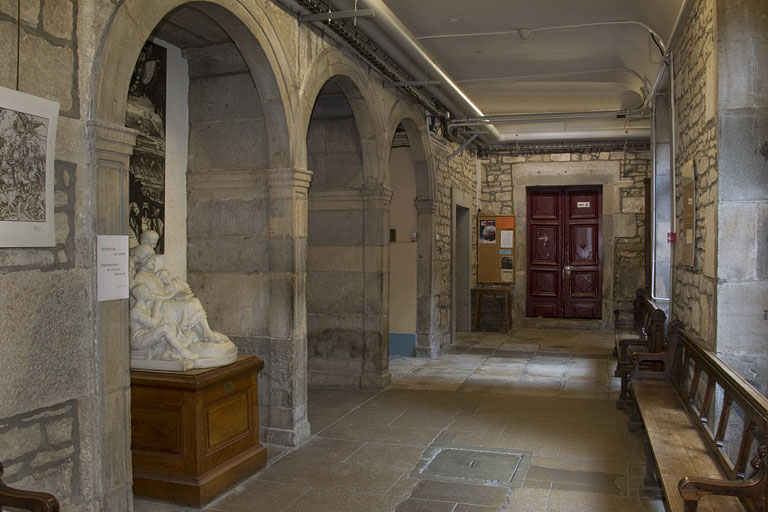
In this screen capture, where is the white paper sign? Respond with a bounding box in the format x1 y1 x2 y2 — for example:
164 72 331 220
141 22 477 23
500 230 514 248
577 201 590 208
97 235 130 302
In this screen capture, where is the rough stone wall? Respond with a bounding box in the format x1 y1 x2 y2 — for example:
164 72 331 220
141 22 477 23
714 0 768 390
430 136 478 354
480 149 651 316
672 0 718 345
0 0 98 508
0 402 78 508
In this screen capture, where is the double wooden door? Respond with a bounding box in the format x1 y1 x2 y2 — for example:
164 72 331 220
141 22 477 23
526 186 602 318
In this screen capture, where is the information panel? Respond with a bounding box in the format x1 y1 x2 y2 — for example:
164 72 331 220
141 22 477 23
477 215 515 284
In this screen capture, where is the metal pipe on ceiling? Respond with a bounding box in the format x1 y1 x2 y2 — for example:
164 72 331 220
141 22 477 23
332 0 503 141
449 109 642 127
419 20 667 55
493 128 650 142
280 0 443 116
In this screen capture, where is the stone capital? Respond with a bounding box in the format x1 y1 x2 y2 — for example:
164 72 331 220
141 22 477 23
308 186 392 211
360 185 393 209
415 198 436 213
87 121 137 161
268 168 314 199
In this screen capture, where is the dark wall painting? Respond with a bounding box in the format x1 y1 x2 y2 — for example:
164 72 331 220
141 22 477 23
126 41 167 253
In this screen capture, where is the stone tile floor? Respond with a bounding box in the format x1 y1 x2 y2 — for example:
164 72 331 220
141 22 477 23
135 328 665 511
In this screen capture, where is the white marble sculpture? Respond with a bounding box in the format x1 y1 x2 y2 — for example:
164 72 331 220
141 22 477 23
129 237 237 371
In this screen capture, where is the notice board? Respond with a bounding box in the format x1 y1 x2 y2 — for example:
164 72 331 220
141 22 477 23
477 215 515 284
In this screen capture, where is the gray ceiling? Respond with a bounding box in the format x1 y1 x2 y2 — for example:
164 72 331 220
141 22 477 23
153 1 689 143
357 0 688 142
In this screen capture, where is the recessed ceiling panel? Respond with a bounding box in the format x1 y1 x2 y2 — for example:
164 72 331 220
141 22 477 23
463 81 645 114
384 0 683 44
369 0 687 139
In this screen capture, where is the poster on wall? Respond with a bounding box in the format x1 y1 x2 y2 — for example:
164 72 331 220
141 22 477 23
479 219 496 243
0 86 59 247
126 41 167 253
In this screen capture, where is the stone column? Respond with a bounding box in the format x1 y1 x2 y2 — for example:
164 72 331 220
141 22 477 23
306 186 392 388
264 167 313 446
87 120 137 511
361 186 393 388
187 167 312 447
414 198 437 357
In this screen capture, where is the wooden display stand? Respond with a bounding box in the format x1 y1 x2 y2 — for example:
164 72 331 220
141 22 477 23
473 287 512 332
130 355 266 507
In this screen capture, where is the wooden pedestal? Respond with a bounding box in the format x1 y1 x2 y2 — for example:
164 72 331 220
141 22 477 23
130 355 266 507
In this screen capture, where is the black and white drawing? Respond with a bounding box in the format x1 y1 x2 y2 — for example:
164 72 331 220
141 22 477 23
0 109 48 222
126 41 167 253
0 86 59 247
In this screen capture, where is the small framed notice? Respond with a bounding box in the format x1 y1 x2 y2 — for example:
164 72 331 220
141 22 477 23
97 235 130 302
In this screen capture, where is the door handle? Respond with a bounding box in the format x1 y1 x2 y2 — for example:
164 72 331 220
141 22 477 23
563 265 573 277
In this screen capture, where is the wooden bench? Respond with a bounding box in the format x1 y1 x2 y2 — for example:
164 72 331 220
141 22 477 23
613 288 667 408
629 321 768 512
0 462 60 511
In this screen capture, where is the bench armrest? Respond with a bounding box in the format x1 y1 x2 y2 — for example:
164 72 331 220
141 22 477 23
0 463 60 512
631 350 673 379
614 308 635 326
632 351 667 363
618 338 649 359
678 446 768 511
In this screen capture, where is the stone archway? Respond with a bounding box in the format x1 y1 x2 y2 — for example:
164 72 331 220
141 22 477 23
88 2 307 505
384 111 439 357
301 66 391 389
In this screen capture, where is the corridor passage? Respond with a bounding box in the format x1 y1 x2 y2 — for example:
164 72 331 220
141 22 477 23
135 329 665 511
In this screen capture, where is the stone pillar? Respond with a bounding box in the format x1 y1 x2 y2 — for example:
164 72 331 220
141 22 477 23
264 167 313 446
715 0 768 391
361 186 393 388
307 186 392 388
187 167 312 447
414 198 437 357
87 121 137 511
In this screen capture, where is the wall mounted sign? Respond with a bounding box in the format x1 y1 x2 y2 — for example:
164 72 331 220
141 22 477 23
680 159 696 267
478 215 515 284
0 87 59 247
97 235 130 301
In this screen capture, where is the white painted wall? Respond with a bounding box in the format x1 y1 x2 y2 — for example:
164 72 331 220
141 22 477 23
152 38 189 280
389 147 417 333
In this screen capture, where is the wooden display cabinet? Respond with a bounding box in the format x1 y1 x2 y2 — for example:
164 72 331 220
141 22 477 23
130 355 266 507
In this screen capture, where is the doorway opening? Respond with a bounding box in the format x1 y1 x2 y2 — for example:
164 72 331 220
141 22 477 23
526 185 603 319
453 202 471 335
388 124 418 356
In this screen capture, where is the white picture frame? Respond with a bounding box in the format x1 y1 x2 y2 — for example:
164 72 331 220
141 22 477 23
0 86 59 247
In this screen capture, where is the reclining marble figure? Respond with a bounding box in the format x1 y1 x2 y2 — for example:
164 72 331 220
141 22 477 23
130 241 237 371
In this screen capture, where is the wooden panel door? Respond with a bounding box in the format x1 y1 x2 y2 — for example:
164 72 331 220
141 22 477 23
527 186 602 318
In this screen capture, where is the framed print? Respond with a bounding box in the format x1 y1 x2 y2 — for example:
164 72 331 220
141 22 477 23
0 86 59 247
126 41 167 253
